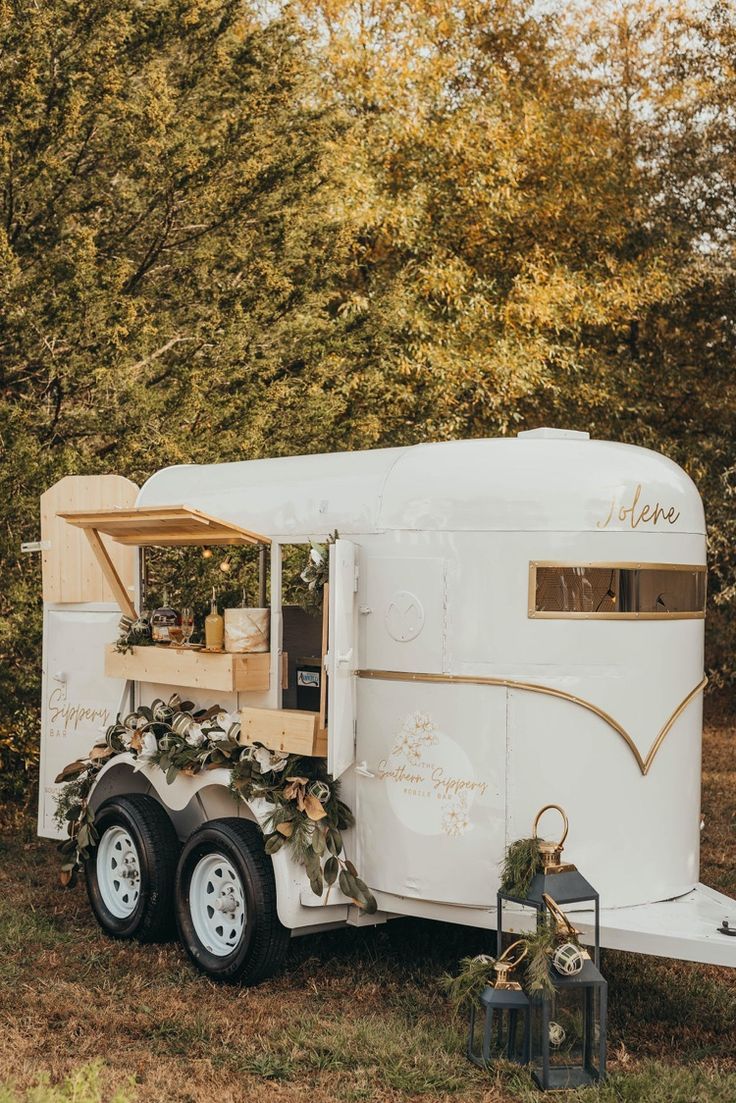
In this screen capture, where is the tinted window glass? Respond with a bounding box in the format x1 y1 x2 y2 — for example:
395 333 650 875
532 565 706 618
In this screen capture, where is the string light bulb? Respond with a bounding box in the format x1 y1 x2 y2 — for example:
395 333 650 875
202 547 213 559
219 556 232 574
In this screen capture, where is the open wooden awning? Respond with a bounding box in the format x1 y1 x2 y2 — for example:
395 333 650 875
59 505 270 547
59 505 270 618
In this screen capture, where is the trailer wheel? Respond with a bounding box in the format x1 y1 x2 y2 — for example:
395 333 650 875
86 794 179 942
175 818 290 985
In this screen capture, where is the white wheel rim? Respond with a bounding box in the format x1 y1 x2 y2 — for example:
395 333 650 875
97 825 141 919
189 852 247 957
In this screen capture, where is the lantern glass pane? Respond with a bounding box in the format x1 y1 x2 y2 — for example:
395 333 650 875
469 993 530 1068
496 898 539 952
531 982 604 1091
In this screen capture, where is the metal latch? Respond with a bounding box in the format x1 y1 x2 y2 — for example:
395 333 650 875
717 920 736 937
21 540 51 553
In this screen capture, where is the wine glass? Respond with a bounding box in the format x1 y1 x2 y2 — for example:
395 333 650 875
168 623 183 646
181 608 194 647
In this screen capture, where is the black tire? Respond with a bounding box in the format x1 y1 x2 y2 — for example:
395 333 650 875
175 818 290 985
85 794 179 942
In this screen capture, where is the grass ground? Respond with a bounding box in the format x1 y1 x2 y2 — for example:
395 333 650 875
0 725 734 1103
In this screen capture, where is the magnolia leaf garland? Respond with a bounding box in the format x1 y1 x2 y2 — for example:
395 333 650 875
54 693 377 913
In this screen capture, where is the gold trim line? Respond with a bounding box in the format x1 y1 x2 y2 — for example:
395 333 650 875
355 669 708 776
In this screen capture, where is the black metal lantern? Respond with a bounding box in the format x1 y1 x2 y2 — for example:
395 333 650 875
467 942 531 1069
529 956 607 1091
497 804 600 966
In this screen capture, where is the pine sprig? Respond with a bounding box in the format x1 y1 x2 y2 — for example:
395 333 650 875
500 836 543 898
522 923 558 996
441 954 497 1016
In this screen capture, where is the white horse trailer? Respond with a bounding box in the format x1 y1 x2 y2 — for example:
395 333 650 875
37 429 736 979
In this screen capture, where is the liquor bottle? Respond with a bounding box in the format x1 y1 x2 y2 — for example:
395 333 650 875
151 588 180 643
205 587 224 650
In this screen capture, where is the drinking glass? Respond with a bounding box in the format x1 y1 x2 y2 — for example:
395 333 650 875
181 608 194 646
168 623 183 646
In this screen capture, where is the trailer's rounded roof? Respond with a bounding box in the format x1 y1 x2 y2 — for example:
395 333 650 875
136 435 705 537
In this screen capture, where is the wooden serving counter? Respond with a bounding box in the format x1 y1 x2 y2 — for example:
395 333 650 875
105 644 270 694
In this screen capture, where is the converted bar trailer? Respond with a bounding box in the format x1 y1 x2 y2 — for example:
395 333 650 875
36 429 736 979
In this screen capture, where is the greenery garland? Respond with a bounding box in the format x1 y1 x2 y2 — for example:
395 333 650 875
114 612 154 654
298 530 338 609
54 693 376 912
442 916 583 1009
499 836 544 898
442 953 499 1015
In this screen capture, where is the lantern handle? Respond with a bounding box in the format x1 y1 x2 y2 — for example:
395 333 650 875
497 938 528 968
533 803 569 847
542 892 580 939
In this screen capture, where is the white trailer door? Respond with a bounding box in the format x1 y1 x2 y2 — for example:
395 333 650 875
327 539 358 779
39 604 128 838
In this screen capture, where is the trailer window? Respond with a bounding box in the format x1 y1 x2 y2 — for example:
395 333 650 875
529 563 706 619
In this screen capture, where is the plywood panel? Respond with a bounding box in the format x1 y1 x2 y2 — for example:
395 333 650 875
105 645 270 694
41 476 139 604
240 706 327 756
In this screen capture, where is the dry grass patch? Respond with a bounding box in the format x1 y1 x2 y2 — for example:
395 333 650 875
0 725 734 1101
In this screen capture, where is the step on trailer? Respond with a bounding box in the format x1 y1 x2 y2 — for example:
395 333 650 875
36 429 736 980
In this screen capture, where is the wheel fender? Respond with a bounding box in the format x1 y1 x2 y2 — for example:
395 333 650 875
88 754 348 931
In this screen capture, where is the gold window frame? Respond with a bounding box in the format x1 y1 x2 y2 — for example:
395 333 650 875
528 561 707 621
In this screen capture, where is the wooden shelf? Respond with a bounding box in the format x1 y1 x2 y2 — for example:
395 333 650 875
240 707 327 757
105 645 270 694
59 505 269 547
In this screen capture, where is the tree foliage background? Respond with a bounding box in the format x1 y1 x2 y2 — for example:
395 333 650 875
1 0 734 796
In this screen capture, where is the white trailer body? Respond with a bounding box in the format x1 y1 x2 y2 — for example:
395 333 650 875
37 430 736 970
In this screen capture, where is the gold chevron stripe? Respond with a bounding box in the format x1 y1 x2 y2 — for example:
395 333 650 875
355 669 708 776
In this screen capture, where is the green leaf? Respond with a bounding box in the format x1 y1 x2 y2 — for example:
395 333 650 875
326 827 342 856
324 856 339 885
308 869 324 897
304 849 321 880
352 877 378 914
166 764 178 785
264 833 285 854
339 869 358 899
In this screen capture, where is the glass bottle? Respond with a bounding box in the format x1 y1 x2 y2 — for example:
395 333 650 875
151 587 180 644
205 588 224 650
